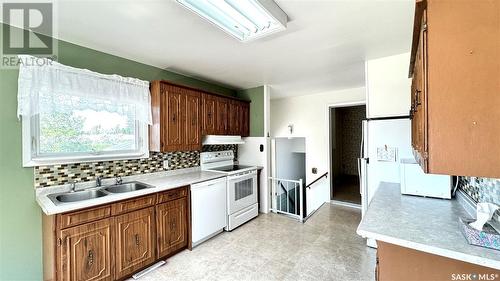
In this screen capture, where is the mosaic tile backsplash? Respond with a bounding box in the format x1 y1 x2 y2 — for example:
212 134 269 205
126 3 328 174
458 177 500 206
34 144 238 188
458 176 500 221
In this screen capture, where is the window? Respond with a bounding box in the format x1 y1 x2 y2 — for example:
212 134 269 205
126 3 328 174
18 56 151 166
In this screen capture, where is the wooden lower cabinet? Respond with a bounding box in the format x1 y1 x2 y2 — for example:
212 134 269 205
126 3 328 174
156 198 188 258
54 187 189 281
115 207 156 279
57 218 114 281
376 241 498 281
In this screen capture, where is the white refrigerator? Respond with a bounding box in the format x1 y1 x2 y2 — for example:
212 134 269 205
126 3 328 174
359 118 413 218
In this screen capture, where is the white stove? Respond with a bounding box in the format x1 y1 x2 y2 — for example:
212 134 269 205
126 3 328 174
201 150 259 231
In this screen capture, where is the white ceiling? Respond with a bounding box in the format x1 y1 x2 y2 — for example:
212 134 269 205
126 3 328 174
54 0 414 99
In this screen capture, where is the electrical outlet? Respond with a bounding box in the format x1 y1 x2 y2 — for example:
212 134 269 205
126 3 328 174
163 160 169 169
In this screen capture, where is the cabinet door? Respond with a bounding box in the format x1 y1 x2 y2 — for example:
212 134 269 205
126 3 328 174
156 198 188 258
185 90 201 150
216 97 229 135
228 100 241 135
162 85 184 151
58 219 114 281
412 11 428 172
240 101 250 137
115 207 155 279
201 94 217 135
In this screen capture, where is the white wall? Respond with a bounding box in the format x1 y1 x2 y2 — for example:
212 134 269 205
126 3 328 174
366 52 411 118
270 87 366 215
275 138 306 182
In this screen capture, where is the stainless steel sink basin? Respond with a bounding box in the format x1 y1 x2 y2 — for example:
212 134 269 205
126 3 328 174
104 182 153 193
47 181 153 206
49 189 108 205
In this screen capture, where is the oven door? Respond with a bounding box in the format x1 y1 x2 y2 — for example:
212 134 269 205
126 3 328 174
227 170 258 215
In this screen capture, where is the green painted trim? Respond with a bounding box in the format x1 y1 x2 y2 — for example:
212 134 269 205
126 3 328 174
236 86 265 137
0 23 235 281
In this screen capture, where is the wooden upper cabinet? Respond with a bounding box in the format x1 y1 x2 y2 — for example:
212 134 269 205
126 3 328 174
58 219 114 281
150 80 251 149
215 97 229 135
165 86 184 151
156 197 188 259
240 101 250 137
409 0 500 177
228 100 241 135
185 90 201 151
201 93 217 135
149 81 201 152
115 207 155 280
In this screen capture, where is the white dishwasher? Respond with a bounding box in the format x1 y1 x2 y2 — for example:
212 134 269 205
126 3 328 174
191 177 227 247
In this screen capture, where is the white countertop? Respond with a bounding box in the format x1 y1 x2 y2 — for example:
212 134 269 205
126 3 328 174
36 168 226 215
357 182 500 270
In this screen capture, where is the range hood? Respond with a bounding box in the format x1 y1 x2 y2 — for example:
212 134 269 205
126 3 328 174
202 135 245 145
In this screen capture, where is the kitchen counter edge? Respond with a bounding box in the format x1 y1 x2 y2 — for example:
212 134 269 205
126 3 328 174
356 182 500 270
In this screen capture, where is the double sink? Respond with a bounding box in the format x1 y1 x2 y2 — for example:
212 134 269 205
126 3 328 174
48 181 154 205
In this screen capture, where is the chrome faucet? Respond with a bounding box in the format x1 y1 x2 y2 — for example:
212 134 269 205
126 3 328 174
70 181 77 192
96 176 103 187
115 176 123 185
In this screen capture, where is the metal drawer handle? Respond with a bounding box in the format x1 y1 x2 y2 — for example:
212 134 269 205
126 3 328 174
135 234 140 246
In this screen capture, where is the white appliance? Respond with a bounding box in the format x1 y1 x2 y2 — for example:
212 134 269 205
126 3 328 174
400 158 451 199
190 177 227 247
358 118 414 248
201 150 258 231
359 118 414 218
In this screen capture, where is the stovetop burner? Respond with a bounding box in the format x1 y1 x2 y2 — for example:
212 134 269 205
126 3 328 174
210 165 254 172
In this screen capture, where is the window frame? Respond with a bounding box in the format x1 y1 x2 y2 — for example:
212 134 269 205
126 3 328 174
22 113 149 167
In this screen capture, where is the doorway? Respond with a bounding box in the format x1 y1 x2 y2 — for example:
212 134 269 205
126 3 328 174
329 105 366 205
270 137 306 220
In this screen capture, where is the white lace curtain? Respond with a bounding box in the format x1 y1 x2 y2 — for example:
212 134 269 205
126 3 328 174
17 55 152 124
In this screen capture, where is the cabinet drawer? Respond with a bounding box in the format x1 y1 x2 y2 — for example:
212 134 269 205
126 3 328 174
57 205 111 229
111 194 156 215
158 187 187 204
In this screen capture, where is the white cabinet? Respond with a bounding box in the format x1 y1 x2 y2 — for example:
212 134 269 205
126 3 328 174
365 53 411 118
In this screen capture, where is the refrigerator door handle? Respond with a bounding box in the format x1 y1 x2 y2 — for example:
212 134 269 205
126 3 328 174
357 158 362 194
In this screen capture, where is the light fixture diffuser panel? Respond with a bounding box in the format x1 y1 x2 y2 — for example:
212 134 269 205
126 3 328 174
177 0 288 42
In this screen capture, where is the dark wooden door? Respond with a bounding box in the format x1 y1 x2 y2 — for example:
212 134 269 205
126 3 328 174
115 207 155 280
58 218 114 281
185 90 201 150
228 100 241 135
163 85 184 151
240 101 250 137
156 198 187 259
201 93 217 135
216 97 229 135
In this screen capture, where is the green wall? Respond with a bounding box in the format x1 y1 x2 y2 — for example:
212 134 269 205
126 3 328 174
236 86 265 137
0 25 235 281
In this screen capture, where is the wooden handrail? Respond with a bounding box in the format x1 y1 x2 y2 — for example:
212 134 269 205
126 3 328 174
306 172 328 189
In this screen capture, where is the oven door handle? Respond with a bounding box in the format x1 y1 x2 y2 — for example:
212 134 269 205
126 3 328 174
228 171 256 181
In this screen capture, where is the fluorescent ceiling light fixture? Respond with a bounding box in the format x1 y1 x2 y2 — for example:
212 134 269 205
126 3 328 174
176 0 288 42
